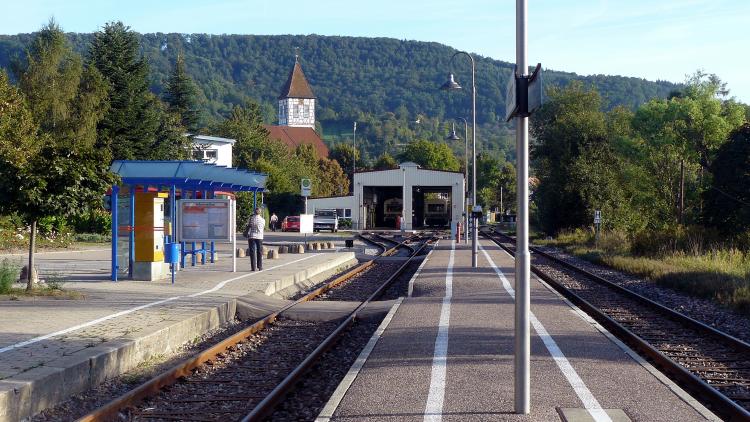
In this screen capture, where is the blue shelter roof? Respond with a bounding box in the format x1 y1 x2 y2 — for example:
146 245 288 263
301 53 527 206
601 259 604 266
110 160 267 192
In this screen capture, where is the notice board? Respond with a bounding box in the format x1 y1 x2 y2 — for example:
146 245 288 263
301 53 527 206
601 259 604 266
178 199 233 242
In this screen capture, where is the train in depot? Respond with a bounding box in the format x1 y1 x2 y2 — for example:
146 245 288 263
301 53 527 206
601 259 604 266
382 196 451 228
383 198 403 226
423 197 450 227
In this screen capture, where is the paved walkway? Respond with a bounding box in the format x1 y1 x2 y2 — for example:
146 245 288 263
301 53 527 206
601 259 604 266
325 239 717 422
0 243 356 421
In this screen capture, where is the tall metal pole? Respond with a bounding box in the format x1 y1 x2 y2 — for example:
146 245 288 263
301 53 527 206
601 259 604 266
515 0 531 414
461 117 469 245
353 121 357 177
470 57 478 268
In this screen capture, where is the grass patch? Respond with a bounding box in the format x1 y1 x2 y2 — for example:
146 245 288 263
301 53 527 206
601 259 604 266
0 268 84 300
537 228 750 316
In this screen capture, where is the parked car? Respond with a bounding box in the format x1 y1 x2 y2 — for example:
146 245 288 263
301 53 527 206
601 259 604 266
314 209 338 232
281 216 300 232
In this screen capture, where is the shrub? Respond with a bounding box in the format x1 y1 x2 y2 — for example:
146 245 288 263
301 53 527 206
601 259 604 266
0 260 18 294
70 209 111 235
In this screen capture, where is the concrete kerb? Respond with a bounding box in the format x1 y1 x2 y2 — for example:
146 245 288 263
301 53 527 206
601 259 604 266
0 252 357 422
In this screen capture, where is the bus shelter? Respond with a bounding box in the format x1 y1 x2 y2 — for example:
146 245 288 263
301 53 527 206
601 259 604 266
109 160 267 281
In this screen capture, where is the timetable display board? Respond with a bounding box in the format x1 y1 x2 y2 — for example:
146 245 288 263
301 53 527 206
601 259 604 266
178 199 233 242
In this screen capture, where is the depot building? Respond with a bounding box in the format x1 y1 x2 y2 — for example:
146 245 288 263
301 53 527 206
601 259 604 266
307 162 465 231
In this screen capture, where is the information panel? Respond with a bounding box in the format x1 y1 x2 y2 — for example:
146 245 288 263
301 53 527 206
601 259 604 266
178 199 233 242
299 214 314 234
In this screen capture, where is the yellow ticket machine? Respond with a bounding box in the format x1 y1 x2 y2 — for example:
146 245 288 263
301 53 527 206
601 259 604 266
132 192 170 280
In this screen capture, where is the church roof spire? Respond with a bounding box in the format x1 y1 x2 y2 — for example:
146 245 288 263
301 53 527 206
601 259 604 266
278 58 316 100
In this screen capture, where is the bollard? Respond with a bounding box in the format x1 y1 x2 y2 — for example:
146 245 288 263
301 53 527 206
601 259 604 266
267 249 279 259
328 241 335 249
313 242 321 251
296 244 305 254
307 243 314 251
279 245 287 254
236 248 246 258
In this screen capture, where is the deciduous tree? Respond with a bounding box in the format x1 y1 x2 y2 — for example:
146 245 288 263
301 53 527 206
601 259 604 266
9 21 114 290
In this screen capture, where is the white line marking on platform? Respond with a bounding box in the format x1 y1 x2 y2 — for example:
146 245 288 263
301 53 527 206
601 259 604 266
479 243 612 422
0 254 320 354
424 240 455 422
408 241 436 297
315 297 404 422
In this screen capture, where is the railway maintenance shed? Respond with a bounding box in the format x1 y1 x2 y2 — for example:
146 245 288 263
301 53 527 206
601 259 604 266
307 162 465 232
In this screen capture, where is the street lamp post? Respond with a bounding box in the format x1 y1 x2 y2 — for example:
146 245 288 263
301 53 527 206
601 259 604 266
441 51 478 267
446 118 469 244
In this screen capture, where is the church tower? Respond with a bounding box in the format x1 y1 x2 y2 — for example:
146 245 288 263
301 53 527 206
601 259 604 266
278 57 316 129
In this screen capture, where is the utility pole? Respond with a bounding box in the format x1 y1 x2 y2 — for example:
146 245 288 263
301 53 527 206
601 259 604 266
515 0 531 414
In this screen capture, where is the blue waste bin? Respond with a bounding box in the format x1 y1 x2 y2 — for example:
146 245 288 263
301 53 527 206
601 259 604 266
164 243 180 264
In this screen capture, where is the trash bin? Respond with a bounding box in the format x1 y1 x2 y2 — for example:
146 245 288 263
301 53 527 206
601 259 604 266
164 242 180 264
345 239 354 248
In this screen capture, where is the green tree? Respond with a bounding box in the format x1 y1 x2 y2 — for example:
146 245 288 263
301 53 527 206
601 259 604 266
532 82 634 233
9 22 114 290
633 72 745 224
317 157 350 197
702 124 750 233
399 140 460 171
88 21 160 160
373 153 398 170
329 143 361 177
165 54 201 132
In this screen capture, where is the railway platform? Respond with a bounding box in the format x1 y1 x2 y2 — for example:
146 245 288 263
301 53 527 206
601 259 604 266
320 239 720 422
0 242 356 422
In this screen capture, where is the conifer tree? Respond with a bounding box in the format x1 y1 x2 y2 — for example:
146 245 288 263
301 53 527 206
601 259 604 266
88 21 160 160
165 54 201 132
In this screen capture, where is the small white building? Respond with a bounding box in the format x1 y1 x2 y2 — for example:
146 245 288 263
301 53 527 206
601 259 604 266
307 162 465 233
190 134 236 167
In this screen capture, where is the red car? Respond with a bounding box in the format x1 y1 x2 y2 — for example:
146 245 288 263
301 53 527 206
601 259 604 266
281 216 300 232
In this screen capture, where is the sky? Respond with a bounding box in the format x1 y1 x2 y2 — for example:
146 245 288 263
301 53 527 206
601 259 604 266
2 0 748 103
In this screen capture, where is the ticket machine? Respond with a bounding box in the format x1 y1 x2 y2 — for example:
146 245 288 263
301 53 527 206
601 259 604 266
132 192 170 280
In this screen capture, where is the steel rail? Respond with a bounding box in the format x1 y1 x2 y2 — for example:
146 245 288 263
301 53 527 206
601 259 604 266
76 235 423 422
241 235 433 421
372 232 416 256
483 228 750 421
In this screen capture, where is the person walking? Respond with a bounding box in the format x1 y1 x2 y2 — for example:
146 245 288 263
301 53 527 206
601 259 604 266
243 207 265 271
270 213 279 232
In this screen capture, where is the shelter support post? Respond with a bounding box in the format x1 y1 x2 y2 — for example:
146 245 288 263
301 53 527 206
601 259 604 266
232 198 237 272
129 187 135 278
110 185 119 281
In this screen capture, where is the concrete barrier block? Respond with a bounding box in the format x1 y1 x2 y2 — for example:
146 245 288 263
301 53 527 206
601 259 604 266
296 244 305 254
327 241 335 249
313 242 321 251
0 380 31 422
11 366 66 417
278 245 286 254
236 248 246 257
267 249 279 259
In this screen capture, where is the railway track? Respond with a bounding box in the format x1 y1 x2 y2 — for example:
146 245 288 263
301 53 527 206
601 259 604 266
482 228 750 421
77 234 434 422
